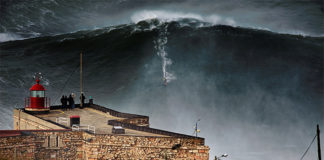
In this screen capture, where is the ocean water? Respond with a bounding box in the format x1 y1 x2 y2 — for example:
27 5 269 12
0 1 323 160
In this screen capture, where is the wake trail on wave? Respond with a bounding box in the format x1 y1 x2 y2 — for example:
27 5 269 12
154 24 176 85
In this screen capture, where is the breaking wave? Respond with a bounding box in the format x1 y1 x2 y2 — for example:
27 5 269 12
131 10 236 26
1 1 322 43
0 33 22 42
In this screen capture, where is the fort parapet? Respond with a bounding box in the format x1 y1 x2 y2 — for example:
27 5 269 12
0 103 209 159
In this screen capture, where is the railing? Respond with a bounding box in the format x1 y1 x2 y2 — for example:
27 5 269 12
50 104 84 110
25 98 29 108
25 97 50 109
89 104 148 119
72 124 95 134
56 117 68 126
108 120 205 142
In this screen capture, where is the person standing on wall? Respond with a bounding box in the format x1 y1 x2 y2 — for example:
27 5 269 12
63 95 68 110
67 94 71 110
80 93 86 108
71 93 75 109
60 95 65 109
68 94 74 110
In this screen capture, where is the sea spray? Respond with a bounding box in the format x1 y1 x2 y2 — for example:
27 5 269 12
154 25 176 84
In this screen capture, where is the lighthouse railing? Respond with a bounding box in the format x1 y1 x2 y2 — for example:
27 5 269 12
25 97 30 108
45 97 50 109
24 97 50 109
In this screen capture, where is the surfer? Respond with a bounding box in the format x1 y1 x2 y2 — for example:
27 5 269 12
163 77 167 86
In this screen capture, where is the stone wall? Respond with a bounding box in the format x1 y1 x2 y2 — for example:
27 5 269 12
85 134 209 160
118 117 150 127
0 130 83 160
0 134 35 160
0 131 209 160
31 131 84 160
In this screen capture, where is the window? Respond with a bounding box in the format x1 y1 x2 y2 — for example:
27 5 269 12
31 91 45 97
43 134 62 148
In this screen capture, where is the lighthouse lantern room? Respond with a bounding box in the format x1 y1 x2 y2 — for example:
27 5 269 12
25 77 50 112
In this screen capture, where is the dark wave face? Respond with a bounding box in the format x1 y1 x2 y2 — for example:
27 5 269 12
0 19 323 160
0 0 323 42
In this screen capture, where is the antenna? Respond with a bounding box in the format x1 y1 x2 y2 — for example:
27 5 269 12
33 72 43 80
318 124 322 160
80 52 83 108
193 119 201 137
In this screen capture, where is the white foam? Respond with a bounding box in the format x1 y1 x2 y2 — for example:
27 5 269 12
154 25 176 83
130 10 323 37
131 10 236 27
0 33 22 42
131 10 203 23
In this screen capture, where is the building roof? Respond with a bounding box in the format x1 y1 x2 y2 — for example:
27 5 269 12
23 104 204 140
35 105 166 137
30 79 45 91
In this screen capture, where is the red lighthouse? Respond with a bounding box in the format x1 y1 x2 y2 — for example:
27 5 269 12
25 77 50 112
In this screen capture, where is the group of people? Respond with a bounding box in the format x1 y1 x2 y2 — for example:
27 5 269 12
60 93 75 110
60 93 86 110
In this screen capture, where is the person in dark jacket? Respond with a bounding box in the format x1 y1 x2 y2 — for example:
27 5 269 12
80 93 86 108
68 94 74 110
63 95 68 110
60 96 65 109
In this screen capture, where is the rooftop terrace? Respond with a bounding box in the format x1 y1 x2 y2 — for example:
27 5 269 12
25 104 204 140
36 107 165 137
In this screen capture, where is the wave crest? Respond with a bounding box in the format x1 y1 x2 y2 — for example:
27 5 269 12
0 33 22 42
131 10 236 26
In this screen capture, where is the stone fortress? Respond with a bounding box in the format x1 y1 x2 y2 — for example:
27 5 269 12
0 78 209 159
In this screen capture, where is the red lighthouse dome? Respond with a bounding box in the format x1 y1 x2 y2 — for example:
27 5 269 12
30 79 45 91
25 78 50 112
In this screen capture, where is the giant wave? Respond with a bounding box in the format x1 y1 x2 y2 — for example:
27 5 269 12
0 19 323 160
